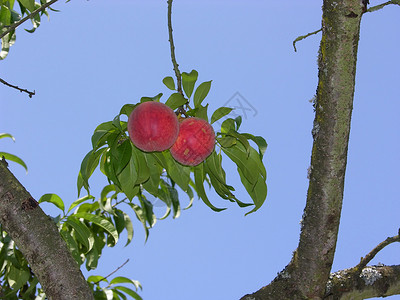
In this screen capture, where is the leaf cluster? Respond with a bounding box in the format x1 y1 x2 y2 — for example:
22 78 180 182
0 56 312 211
0 0 54 59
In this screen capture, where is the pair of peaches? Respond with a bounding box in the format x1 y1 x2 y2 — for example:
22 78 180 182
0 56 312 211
128 101 215 166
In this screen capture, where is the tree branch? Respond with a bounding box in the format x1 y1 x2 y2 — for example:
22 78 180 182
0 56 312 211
0 0 59 40
241 1 365 298
0 77 35 98
325 265 400 299
0 160 94 300
355 233 400 274
167 0 183 95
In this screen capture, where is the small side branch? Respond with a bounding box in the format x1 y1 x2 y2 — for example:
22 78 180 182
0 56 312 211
167 0 183 95
367 0 400 13
292 28 322 52
0 77 35 98
0 0 59 40
356 232 400 273
93 259 130 285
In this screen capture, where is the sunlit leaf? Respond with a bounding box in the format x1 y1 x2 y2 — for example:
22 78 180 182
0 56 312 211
181 69 198 98
162 76 175 90
211 107 233 124
73 213 119 244
38 193 65 212
193 80 212 108
165 92 187 110
0 133 15 141
66 216 94 253
114 286 142 300
68 195 95 213
0 152 27 172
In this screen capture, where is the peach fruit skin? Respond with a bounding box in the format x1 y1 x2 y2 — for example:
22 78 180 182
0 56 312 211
127 101 179 152
170 117 215 166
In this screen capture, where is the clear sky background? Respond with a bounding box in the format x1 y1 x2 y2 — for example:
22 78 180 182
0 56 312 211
1 1 399 299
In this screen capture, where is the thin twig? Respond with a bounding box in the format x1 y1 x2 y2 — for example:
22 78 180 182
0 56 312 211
356 233 400 273
0 77 35 98
366 0 400 13
93 259 130 285
292 28 322 52
0 0 59 40
167 0 183 95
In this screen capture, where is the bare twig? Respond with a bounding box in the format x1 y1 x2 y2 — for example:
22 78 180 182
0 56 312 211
293 28 322 52
366 0 400 13
0 78 35 98
0 0 59 40
93 259 130 285
167 0 183 95
356 233 400 273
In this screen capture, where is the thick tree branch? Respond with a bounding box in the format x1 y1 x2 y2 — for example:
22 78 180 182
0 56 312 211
325 265 400 299
0 77 35 98
241 1 365 299
0 160 94 300
0 0 58 40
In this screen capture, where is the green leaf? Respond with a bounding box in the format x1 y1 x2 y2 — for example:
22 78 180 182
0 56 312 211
119 104 136 118
222 144 259 184
88 275 107 284
38 193 64 212
195 104 209 122
0 28 16 60
68 195 95 213
241 170 267 215
7 265 30 290
129 204 150 242
60 230 83 265
117 155 138 200
73 213 119 244
110 277 142 290
217 136 236 148
0 152 27 172
242 133 268 158
78 147 107 195
181 70 198 98
0 133 15 141
162 76 175 90
66 216 94 253
142 153 162 195
139 195 156 228
225 130 251 156
112 140 132 176
85 243 100 270
18 0 35 12
211 107 233 124
163 151 191 192
132 146 150 184
193 80 212 108
123 212 134 246
234 115 242 130
194 164 226 212
113 286 142 300
140 93 162 103
220 118 236 134
165 92 187 110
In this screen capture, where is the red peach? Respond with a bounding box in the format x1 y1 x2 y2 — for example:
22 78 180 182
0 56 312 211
128 101 179 152
170 117 215 166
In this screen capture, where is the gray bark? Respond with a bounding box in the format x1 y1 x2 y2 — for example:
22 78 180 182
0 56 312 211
0 160 94 300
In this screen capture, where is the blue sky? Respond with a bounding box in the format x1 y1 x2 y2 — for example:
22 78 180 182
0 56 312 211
1 1 400 299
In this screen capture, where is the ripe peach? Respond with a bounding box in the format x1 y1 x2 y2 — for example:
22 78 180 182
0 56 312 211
170 117 215 166
128 101 179 152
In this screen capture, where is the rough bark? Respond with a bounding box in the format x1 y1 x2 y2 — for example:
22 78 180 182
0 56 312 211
0 160 94 300
241 0 371 299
